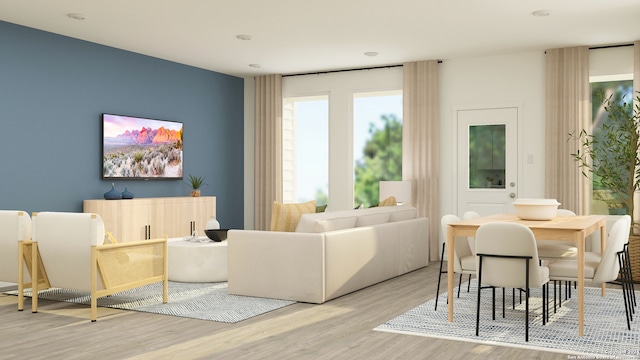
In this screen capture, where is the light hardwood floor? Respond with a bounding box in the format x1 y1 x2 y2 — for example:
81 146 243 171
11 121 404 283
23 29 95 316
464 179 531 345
0 263 570 360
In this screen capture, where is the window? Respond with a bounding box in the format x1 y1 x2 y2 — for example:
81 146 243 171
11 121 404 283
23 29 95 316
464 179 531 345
353 90 403 207
282 95 329 204
589 78 634 214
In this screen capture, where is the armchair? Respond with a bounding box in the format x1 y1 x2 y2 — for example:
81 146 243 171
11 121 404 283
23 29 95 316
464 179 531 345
23 212 168 321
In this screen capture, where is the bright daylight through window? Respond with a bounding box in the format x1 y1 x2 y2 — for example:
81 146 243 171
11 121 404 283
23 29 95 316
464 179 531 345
282 96 328 205
353 90 403 208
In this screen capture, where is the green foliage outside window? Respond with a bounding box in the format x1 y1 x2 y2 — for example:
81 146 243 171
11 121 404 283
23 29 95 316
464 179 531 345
354 114 403 207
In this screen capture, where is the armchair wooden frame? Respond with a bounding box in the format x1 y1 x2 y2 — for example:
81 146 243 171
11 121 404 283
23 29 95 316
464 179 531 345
19 213 169 322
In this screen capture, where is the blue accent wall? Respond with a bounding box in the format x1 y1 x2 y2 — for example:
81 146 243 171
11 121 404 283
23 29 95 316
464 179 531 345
0 20 244 230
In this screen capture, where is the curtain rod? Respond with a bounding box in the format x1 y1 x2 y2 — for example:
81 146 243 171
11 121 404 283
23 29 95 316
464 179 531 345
589 43 633 50
282 61 443 78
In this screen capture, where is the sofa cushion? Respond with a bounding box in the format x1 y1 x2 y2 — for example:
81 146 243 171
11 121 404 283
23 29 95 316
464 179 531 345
389 205 418 222
312 216 358 233
356 212 391 227
270 200 317 232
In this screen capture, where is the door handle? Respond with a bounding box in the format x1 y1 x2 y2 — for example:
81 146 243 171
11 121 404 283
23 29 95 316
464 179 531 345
509 193 516 199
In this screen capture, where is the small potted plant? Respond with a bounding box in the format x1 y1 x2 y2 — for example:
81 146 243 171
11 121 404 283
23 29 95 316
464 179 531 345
187 174 207 197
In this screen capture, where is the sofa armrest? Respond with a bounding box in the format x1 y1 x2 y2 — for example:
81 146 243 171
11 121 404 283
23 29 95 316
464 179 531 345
227 230 326 303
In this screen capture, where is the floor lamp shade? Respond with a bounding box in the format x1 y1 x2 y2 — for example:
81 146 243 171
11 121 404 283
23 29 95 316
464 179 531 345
379 181 412 205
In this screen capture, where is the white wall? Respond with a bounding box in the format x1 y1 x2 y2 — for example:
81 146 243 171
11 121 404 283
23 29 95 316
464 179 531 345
243 47 634 229
439 51 547 218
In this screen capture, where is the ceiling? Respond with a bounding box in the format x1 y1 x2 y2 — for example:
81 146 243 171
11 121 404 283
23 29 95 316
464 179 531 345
1 1 639 78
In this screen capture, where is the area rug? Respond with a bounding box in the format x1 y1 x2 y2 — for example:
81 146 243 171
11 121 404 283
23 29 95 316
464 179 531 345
374 280 639 359
5 281 295 323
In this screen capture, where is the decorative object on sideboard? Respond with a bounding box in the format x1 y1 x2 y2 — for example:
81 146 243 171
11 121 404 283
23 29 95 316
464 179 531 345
187 174 207 197
103 183 122 200
121 187 134 199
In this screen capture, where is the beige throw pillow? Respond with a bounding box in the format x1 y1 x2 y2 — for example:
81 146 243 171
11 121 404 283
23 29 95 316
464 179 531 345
270 200 317 232
379 196 397 207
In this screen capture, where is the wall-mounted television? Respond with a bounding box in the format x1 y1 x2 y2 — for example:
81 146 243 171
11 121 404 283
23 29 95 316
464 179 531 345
102 113 183 180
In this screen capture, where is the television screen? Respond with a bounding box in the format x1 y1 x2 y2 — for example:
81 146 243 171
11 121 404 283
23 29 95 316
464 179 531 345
102 113 183 179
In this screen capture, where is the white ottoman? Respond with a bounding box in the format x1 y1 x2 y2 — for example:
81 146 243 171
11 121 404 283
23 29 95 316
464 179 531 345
168 237 227 282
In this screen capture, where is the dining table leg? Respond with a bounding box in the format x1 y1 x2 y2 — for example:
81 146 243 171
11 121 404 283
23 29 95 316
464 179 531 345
600 224 607 297
577 230 585 337
447 226 455 322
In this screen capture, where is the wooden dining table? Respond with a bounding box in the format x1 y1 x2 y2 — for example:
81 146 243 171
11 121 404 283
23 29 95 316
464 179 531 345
446 213 606 336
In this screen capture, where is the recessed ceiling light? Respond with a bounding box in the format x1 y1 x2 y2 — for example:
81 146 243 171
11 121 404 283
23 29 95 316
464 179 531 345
532 9 551 17
67 13 85 20
249 64 261 68
236 34 252 41
364 52 379 57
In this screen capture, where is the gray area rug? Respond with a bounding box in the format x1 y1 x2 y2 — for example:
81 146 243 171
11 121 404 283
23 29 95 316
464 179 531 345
6 281 295 323
375 279 639 359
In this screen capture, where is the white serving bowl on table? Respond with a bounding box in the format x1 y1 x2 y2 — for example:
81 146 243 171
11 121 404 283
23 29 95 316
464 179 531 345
513 198 561 220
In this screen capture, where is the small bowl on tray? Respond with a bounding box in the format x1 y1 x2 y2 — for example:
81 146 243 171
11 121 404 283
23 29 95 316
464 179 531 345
204 229 229 242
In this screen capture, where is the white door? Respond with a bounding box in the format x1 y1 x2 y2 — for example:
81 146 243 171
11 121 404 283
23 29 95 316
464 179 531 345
457 106 519 216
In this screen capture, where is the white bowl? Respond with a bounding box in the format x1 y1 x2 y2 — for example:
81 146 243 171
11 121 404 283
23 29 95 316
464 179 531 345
513 198 561 220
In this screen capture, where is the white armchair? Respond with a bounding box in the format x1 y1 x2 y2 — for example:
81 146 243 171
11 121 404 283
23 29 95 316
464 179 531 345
0 210 32 283
0 210 50 311
23 212 168 321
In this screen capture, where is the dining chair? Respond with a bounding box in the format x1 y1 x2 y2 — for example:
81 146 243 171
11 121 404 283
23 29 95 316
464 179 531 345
434 214 476 310
536 209 578 260
547 216 633 330
463 211 480 254
475 222 550 342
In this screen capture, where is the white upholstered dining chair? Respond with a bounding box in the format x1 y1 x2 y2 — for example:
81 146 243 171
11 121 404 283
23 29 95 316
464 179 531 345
536 209 578 260
547 216 634 330
435 214 476 310
475 222 550 342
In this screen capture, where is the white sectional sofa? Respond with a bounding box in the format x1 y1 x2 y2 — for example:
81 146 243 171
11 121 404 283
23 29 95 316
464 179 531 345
227 205 429 303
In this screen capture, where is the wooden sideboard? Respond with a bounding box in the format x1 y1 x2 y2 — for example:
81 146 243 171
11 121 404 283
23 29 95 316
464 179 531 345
84 196 216 242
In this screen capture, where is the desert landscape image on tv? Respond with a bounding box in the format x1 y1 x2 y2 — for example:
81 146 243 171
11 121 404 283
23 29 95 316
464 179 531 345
103 114 183 179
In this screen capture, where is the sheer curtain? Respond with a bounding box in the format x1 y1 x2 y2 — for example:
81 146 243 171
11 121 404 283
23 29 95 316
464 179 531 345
403 60 440 261
544 47 590 214
636 40 640 100
254 75 283 230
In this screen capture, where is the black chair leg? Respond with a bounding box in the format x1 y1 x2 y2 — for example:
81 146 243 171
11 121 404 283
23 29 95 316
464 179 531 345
617 251 632 330
624 243 636 309
476 256 483 337
434 243 446 311
502 287 505 318
458 273 463 298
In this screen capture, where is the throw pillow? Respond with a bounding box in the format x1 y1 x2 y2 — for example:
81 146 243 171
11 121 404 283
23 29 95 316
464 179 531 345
270 200 317 232
316 204 328 213
379 196 397 207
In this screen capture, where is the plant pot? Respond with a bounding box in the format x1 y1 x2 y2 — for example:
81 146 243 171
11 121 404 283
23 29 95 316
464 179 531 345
190 190 201 197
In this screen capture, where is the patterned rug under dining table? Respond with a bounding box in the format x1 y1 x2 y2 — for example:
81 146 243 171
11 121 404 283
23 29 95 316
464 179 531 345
446 213 606 337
